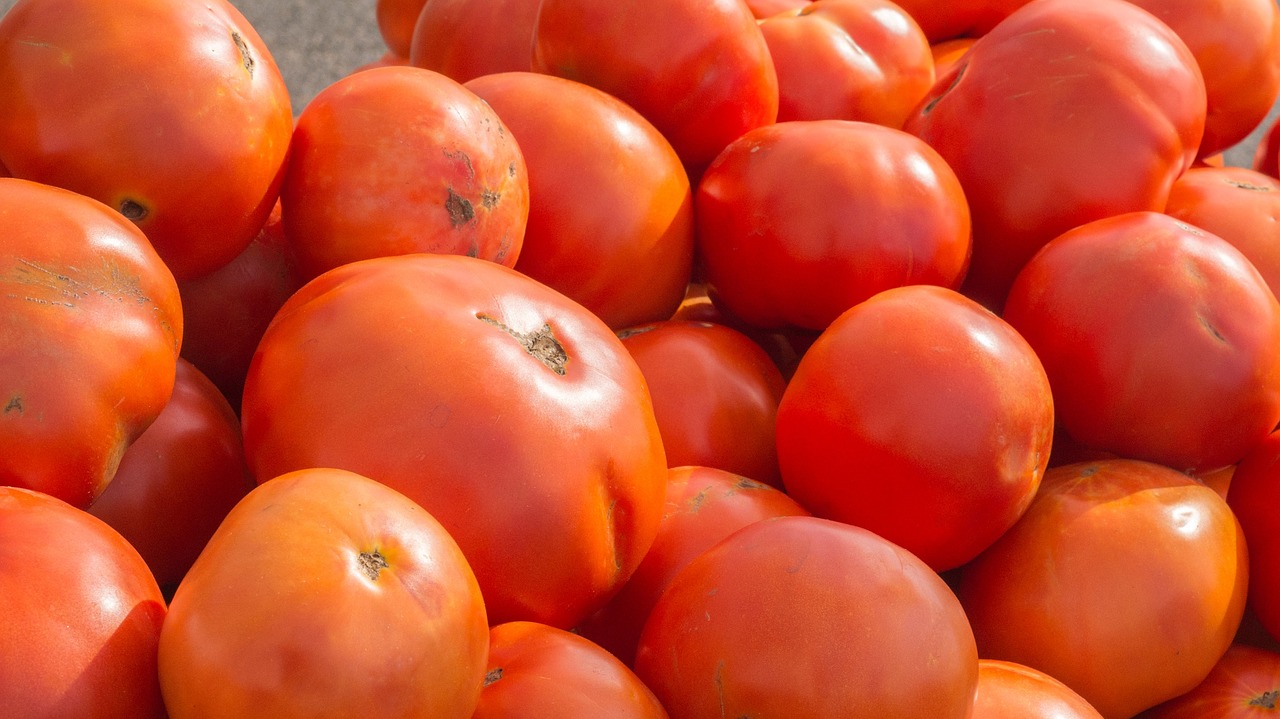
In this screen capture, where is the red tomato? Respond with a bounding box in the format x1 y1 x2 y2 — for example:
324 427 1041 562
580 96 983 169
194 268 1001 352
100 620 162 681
891 0 1034 41
0 178 182 508
776 285 1054 571
958 459 1248 718
375 0 427 58
281 65 528 282
475 622 668 718
696 120 971 331
1256 116 1280 179
532 0 778 175
904 0 1206 310
930 37 975 79
0 486 167 718
972 660 1103 719
759 0 935 126
634 515 979 718
1138 644 1280 717
1228 429 1280 646
409 0 540 83
159 467 489 718
0 0 292 280
746 0 810 16
89 359 255 593
670 283 819 381
351 49 411 74
241 254 667 628
575 466 809 664
464 72 694 330
1003 212 1280 473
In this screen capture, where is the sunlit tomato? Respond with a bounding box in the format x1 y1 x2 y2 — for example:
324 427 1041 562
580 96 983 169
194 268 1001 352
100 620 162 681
1197 464 1235 501
281 65 528 282
0 0 292 280
959 459 1248 718
777 285 1053 571
375 0 427 57
617 322 786 486
475 622 668 718
745 0 810 18
1228 429 1280 646
759 0 934 126
465 72 694 330
409 0 540 83
241 254 667 628
0 178 182 508
89 359 255 593
670 283 818 380
0 486 167 718
1164 167 1280 299
972 660 1103 719
1138 644 1280 718
575 466 809 664
891 0 1034 41
1003 212 1280 473
635 515 979 718
532 0 778 175
904 0 1206 310
930 37 974 79
1256 117 1280 179
697 120 970 331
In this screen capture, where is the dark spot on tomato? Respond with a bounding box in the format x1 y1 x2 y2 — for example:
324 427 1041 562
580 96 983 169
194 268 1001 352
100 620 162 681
445 188 476 228
356 549 389 581
119 199 149 222
232 30 255 76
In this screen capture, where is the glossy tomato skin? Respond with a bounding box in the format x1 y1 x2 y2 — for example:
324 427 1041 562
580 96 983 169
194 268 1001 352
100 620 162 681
0 486 168 718
0 178 182 508
904 0 1205 310
759 0 934 126
634 515 979 718
159 467 490 719
1003 212 1280 473
776 285 1054 571
241 254 667 628
972 660 1104 719
465 72 694 330
0 0 292 280
575 466 809 664
409 0 540 82
891 0 1034 41
475 622 668 719
376 0 427 57
281 66 528 282
697 120 971 331
959 459 1249 719
89 359 255 593
1137 644 1280 718
1228 429 1280 645
1256 117 1280 179
930 37 975 79
532 0 778 175
745 0 810 16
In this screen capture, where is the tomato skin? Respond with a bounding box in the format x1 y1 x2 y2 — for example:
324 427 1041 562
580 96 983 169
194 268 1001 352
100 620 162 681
904 0 1206 310
972 660 1104 719
1003 212 1280 473
634 515 978 718
375 0 427 57
409 0 540 83
1256 117 1280 179
532 0 778 175
281 65 528 283
1137 644 1280 718
930 37 975 79
0 0 292 280
776 285 1053 571
891 0 1034 41
696 120 971 331
0 178 182 508
475 622 668 718
464 72 694 330
159 467 490 719
745 0 810 16
1228 429 1280 646
958 459 1249 719
0 486 167 718
241 253 667 628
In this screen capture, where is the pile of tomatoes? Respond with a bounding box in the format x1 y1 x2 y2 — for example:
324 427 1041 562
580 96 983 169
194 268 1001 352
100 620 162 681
3 0 1280 716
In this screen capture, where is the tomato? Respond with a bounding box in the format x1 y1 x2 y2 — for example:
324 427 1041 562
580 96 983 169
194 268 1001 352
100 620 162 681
409 0 540 83
745 0 811 17
972 660 1103 719
475 622 668 718
891 0 1034 41
670 283 819 381
1138 644 1280 718
759 0 934 126
0 486 167 718
158 467 488 718
241 253 667 628
1003 211 1280 473
634 515 978 718
958 459 1248 718
575 466 809 664
375 0 427 58
776 285 1053 571
1228 429 1280 646
532 0 778 175
617 322 787 486
930 37 975 79
1256 116 1280 179
0 178 182 508
0 0 292 280
696 120 971 331
464 72 694 330
281 65 528 283
88 359 255 594
904 0 1206 310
